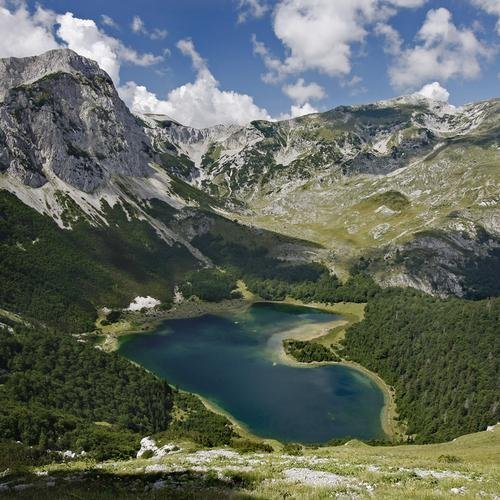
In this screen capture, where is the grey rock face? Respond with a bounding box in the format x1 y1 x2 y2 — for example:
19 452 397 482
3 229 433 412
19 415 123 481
0 49 107 101
147 98 498 201
378 225 500 298
0 49 154 192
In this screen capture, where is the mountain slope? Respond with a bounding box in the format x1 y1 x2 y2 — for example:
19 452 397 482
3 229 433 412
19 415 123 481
2 426 499 498
149 95 500 297
0 48 499 316
0 49 320 331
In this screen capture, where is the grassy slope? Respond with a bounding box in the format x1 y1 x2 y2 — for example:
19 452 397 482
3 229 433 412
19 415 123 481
240 142 500 276
3 426 499 499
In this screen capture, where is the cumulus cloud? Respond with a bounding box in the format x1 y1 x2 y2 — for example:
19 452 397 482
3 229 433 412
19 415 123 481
282 78 325 104
388 8 492 89
340 75 367 96
288 102 318 118
120 39 271 128
375 22 403 55
0 3 58 58
131 15 167 40
57 12 163 84
251 34 286 83
237 0 269 23
388 0 427 6
253 0 429 84
100 14 118 29
270 0 377 78
278 102 319 121
415 82 450 101
470 0 500 34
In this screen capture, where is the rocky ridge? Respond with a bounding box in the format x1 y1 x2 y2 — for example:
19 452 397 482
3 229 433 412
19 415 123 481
0 49 499 297
142 90 499 296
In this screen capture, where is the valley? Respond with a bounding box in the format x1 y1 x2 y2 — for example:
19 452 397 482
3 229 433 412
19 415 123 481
0 48 498 498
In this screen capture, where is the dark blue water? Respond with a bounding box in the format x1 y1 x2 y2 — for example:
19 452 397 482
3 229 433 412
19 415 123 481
118 302 385 443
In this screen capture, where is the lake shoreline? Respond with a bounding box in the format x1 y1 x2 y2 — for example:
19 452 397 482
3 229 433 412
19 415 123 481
103 295 401 442
266 316 400 441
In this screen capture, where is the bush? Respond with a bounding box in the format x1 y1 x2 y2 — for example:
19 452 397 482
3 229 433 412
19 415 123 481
141 449 154 459
438 454 461 463
161 391 235 447
231 439 273 453
282 442 303 456
106 310 122 323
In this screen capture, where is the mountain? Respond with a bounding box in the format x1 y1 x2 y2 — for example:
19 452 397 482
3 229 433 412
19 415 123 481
0 49 499 495
0 49 318 331
0 48 499 329
144 94 500 298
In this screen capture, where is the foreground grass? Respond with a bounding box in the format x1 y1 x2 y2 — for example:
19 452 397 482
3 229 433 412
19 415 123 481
2 426 499 499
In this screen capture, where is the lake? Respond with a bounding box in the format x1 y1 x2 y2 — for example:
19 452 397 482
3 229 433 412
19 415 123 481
118 302 385 443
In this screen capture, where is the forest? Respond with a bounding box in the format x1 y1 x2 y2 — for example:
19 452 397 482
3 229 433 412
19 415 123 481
0 192 195 332
284 339 341 363
0 322 234 460
341 289 500 442
179 268 240 302
193 233 380 303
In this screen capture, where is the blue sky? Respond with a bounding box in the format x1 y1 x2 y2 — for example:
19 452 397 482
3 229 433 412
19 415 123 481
0 0 499 127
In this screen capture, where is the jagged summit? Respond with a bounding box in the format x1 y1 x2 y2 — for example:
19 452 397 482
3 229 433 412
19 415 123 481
0 48 110 101
0 48 154 194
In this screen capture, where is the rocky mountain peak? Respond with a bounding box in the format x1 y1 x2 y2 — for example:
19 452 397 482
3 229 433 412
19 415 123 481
0 49 154 193
0 48 109 101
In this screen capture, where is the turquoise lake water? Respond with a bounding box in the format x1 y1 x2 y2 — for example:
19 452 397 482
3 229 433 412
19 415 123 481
118 302 385 443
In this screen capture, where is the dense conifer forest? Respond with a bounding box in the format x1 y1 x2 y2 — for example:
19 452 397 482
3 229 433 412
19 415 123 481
0 192 195 332
0 323 234 460
342 290 500 442
193 233 380 303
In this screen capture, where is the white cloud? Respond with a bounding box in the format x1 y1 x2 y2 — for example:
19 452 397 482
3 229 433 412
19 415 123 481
254 0 429 83
278 101 319 120
0 3 58 58
415 81 450 101
289 102 318 117
388 0 427 6
282 78 325 104
470 0 500 34
340 75 367 95
177 38 207 72
131 15 144 33
100 14 118 29
388 8 492 89
251 34 287 84
375 22 402 55
120 39 271 128
237 0 269 23
56 12 162 84
270 0 378 78
131 15 167 40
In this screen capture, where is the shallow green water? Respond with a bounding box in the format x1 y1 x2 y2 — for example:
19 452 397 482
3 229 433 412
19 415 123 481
119 302 385 443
